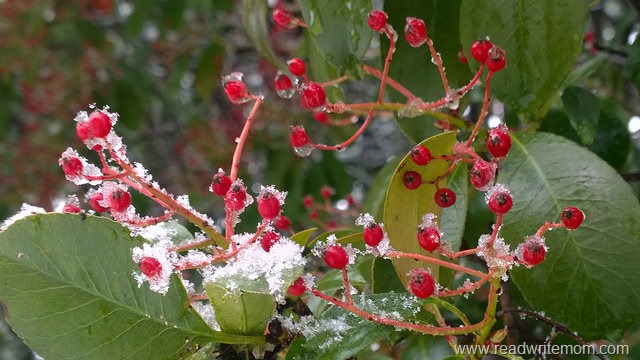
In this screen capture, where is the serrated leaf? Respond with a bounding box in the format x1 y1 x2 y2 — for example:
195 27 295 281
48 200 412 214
0 214 261 360
242 0 283 69
561 86 599 145
298 0 372 76
460 0 590 117
499 132 640 339
205 283 275 336
383 132 457 285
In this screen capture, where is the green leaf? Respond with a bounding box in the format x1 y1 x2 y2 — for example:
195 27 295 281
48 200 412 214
242 0 283 69
288 293 431 360
205 284 275 336
561 86 599 145
362 157 402 220
384 0 472 142
626 37 640 87
194 41 224 99
589 100 632 171
298 0 373 76
383 132 457 285
499 133 640 339
440 163 468 252
0 214 261 360
400 334 456 360
460 0 590 117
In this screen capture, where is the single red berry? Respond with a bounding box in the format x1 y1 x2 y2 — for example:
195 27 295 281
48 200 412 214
457 49 468 64
76 121 91 140
403 171 422 190
521 237 546 266
488 189 513 215
363 223 384 247
289 125 310 148
324 245 349 269
367 10 388 32
303 195 314 208
309 211 319 220
300 82 326 110
61 157 83 176
88 111 112 138
486 124 512 158
327 220 338 230
487 46 506 72
320 186 333 199
108 189 131 212
258 192 281 220
273 215 291 230
272 6 294 29
404 17 427 47
63 203 81 214
434 188 456 208
561 206 585 230
223 80 248 104
469 160 496 192
89 192 109 212
417 226 441 252
287 277 306 296
138 256 162 278
409 269 435 298
470 38 493 63
259 230 280 252
287 58 306 77
410 145 432 166
274 73 293 92
313 112 329 124
224 183 247 212
211 171 232 197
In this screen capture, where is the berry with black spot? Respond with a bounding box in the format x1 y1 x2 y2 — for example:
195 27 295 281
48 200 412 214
403 171 422 190
434 188 456 208
417 226 441 252
410 145 432 166
363 223 384 247
561 206 585 230
486 124 512 158
409 269 435 298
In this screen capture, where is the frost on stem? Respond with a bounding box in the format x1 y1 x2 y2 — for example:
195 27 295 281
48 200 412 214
477 234 512 270
131 240 177 295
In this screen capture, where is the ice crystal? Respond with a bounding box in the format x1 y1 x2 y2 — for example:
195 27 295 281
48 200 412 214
477 234 512 269
131 240 177 295
192 302 221 331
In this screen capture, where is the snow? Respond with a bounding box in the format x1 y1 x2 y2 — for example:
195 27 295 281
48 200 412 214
1 204 47 231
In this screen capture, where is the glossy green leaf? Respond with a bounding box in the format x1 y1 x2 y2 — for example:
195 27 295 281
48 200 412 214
384 132 457 285
589 100 632 171
460 0 590 117
372 257 405 293
362 156 402 220
205 283 275 336
561 86 599 145
242 0 283 69
0 214 261 360
499 133 640 339
298 0 372 76
439 163 468 252
291 227 319 248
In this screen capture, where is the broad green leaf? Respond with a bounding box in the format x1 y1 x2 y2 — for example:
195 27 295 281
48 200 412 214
589 100 632 171
460 0 590 118
561 86 599 145
384 0 472 142
291 227 318 248
400 334 457 360
384 132 457 285
242 0 283 69
362 156 402 220
440 163 468 252
372 257 405 294
499 133 640 339
538 110 582 145
205 284 275 336
287 293 432 360
0 214 261 360
298 0 373 76
195 41 224 99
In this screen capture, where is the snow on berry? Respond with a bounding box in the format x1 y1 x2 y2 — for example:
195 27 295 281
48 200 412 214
477 234 513 270
561 206 585 230
132 240 177 295
88 191 109 212
272 6 295 29
257 186 285 220
312 234 357 268
404 17 427 47
486 124 512 158
224 180 251 212
59 147 103 185
74 106 122 151
409 268 435 298
469 159 496 191
356 213 391 255
260 229 281 252
61 194 82 214
486 184 513 215
515 235 547 267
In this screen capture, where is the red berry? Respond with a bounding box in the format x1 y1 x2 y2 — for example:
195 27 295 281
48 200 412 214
470 38 493 63
259 230 280 252
345 194 355 207
287 58 306 77
487 187 513 215
410 145 432 166
457 49 468 64
320 186 333 199
487 46 506 72
303 195 314 208
409 269 435 298
63 203 81 214
367 10 388 32
108 189 131 212
520 236 546 266
469 160 496 192
287 277 306 296
274 73 293 91
224 183 247 212
223 80 248 104
363 223 384 247
89 192 109 212
76 121 91 140
272 7 294 29
402 171 422 190
289 125 310 148
211 171 232 197
61 157 83 176
561 206 585 230
323 245 349 269
417 226 441 252
138 256 162 278
273 215 291 230
486 124 512 158
313 112 329 124
434 188 456 208
309 211 319 220
88 111 112 138
258 191 281 220
404 17 427 47
300 82 326 110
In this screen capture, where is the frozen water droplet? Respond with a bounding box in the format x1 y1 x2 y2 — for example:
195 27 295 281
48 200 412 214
16 253 24 259
293 144 314 157
398 105 422 118
276 88 295 99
